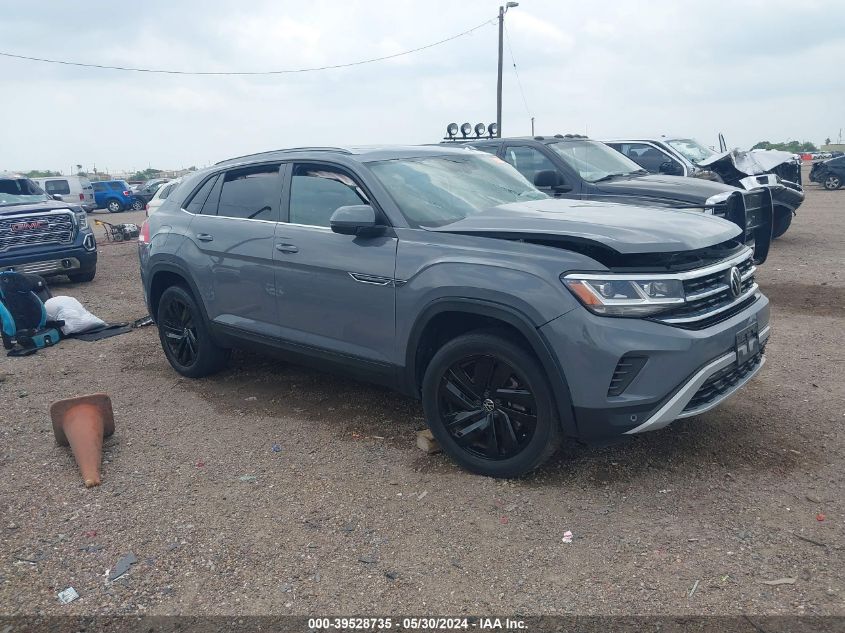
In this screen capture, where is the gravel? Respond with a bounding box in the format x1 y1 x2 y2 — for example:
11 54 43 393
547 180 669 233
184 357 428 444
1 180 843 616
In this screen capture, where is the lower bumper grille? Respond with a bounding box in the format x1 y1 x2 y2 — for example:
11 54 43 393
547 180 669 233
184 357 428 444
683 345 766 413
1 258 81 275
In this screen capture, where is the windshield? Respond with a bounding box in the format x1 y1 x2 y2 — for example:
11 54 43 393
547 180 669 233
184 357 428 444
0 178 51 206
666 138 717 164
548 140 645 182
368 153 547 228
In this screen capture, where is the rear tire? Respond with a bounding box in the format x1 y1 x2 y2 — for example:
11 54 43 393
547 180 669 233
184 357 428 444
107 199 123 213
131 199 145 211
772 208 793 239
68 268 96 283
157 285 229 378
421 331 561 478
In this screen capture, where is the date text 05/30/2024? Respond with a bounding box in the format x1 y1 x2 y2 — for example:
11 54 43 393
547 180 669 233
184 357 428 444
307 617 527 630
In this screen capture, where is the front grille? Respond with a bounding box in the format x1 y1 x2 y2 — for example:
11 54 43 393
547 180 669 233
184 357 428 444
683 345 765 413
0 212 75 252
654 250 758 329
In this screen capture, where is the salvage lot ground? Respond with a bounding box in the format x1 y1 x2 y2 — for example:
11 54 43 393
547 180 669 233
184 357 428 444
1 174 844 616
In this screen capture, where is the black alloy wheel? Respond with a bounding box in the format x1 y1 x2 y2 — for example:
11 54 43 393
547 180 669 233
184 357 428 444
438 354 537 460
156 285 229 377
824 174 841 190
160 293 199 368
422 331 561 478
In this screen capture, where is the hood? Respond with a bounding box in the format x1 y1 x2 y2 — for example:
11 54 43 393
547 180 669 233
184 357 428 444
0 199 80 216
427 198 741 254
589 174 738 205
699 149 796 176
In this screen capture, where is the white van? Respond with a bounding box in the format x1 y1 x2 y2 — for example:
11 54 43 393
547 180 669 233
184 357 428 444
32 175 96 212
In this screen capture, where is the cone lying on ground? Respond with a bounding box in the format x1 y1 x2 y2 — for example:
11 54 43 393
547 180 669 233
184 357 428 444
50 393 115 488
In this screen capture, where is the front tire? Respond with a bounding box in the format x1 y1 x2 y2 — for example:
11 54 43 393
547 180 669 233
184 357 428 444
772 208 793 239
823 174 842 190
157 285 229 378
107 199 124 213
421 331 561 478
68 268 96 283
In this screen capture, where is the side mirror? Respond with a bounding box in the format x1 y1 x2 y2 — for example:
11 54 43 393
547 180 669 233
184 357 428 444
51 194 63 201
330 205 385 237
658 160 683 176
533 170 573 193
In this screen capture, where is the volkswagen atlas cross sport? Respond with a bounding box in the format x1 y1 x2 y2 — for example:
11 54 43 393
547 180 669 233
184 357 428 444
138 146 770 478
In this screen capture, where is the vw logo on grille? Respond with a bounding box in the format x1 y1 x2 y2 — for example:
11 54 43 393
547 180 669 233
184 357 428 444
729 266 742 298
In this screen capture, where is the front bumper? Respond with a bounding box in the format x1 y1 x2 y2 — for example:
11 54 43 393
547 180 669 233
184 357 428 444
540 293 770 442
0 235 97 277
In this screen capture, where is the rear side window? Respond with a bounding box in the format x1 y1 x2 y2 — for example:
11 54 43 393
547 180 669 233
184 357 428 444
159 183 176 200
185 175 219 213
108 182 123 191
92 182 106 192
216 164 280 221
44 180 70 195
288 163 369 227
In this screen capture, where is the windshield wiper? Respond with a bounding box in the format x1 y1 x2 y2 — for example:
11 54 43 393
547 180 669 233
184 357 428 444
592 172 628 183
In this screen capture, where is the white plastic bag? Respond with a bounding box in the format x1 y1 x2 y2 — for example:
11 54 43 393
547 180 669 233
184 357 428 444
44 296 107 335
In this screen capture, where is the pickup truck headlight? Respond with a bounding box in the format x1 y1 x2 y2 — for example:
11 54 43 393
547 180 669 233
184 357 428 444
562 275 685 316
74 210 88 230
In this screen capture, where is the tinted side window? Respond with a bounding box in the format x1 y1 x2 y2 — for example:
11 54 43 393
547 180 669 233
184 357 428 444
92 182 105 192
108 182 123 191
185 175 219 214
44 180 70 195
159 183 176 200
612 143 672 174
502 146 557 185
216 165 280 221
288 163 369 227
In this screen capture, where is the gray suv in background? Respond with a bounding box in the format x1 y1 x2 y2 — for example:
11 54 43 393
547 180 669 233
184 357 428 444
138 146 770 477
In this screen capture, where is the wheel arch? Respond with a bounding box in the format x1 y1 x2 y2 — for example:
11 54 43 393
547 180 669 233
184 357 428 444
404 298 578 437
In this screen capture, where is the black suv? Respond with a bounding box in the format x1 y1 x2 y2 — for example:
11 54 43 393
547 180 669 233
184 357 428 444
447 135 773 263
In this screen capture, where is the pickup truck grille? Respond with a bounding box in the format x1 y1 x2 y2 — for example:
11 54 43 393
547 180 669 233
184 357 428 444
0 212 75 252
654 249 759 329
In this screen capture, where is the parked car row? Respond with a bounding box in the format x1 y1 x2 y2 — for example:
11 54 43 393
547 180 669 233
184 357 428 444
29 175 173 214
809 155 845 190
137 141 771 477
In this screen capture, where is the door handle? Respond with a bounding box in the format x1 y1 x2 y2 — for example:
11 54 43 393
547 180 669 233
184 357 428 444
275 243 299 253
196 233 214 242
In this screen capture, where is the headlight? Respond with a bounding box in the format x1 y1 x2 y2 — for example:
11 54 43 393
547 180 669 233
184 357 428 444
562 274 685 316
74 210 88 230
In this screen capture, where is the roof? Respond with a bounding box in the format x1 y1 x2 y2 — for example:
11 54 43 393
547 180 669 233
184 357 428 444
442 134 590 145
215 144 471 166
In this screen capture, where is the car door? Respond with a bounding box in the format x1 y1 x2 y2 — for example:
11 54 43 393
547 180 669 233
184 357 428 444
272 161 397 365
500 143 580 199
91 182 106 208
184 164 282 338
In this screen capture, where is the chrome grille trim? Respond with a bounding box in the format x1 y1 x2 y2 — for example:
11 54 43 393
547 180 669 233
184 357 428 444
0 210 76 252
659 284 759 324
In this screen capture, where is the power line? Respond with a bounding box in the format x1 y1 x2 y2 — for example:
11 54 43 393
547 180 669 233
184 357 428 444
503 22 532 119
0 18 495 76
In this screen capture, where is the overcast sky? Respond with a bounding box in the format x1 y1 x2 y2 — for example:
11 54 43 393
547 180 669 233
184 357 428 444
1 0 842 174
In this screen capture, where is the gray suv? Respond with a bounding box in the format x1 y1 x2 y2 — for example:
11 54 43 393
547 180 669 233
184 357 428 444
138 146 770 478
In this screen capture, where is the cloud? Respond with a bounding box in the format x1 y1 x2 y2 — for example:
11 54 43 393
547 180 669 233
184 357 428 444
0 0 842 172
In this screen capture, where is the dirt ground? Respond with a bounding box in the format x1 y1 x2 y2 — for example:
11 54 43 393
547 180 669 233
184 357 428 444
1 175 843 618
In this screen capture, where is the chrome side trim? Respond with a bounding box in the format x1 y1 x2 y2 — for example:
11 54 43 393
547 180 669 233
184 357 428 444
348 272 393 286
658 284 759 324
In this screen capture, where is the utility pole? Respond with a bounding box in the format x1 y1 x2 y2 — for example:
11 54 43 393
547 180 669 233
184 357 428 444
496 2 518 138
531 116 535 136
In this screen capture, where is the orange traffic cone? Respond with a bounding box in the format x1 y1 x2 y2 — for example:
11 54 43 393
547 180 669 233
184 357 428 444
50 393 115 488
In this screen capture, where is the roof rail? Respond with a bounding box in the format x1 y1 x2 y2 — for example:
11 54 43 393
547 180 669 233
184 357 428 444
215 146 352 165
